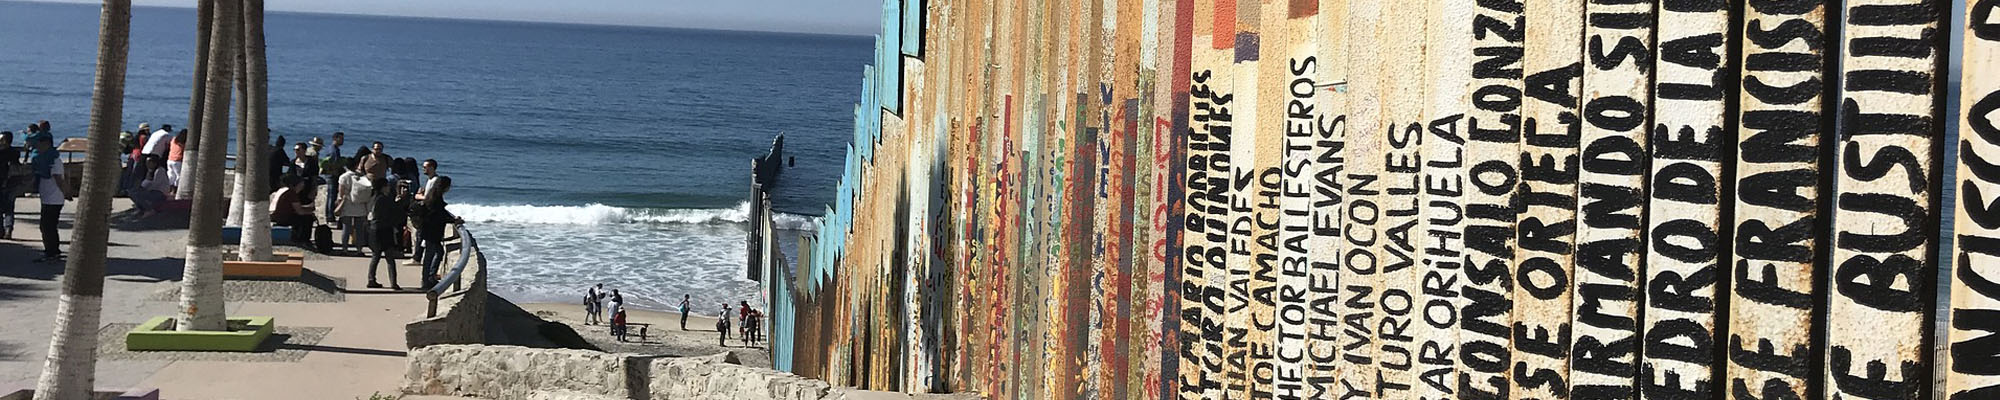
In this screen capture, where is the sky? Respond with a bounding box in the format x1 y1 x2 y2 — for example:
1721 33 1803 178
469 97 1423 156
28 0 883 36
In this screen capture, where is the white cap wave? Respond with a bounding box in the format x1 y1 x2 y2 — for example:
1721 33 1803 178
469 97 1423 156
453 201 818 230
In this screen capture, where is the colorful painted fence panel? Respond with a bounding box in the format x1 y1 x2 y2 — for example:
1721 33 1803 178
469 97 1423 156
755 2 1990 400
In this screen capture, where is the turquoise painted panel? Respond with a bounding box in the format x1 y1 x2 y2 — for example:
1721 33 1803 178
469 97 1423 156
900 0 923 57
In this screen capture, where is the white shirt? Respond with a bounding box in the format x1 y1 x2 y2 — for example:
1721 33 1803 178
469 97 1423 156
340 171 374 218
142 129 173 157
38 163 64 205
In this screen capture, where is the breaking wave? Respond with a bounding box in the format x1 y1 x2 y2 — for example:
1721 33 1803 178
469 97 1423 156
453 201 818 231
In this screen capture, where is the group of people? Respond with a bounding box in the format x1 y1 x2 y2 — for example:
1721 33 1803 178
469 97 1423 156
4 119 467 286
1 121 76 262
258 131 461 290
718 300 763 347
115 123 189 217
584 288 765 347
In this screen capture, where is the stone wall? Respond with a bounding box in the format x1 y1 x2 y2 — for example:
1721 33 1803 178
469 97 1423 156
402 345 978 400
405 226 488 348
403 345 631 399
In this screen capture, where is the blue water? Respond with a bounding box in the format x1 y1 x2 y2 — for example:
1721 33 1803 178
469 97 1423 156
0 1 867 311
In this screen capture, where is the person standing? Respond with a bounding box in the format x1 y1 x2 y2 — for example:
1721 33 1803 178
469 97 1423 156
141 124 172 159
359 141 390 181
365 177 406 290
717 304 732 346
0 131 20 240
411 176 457 288
586 284 604 325
737 301 751 340
338 160 373 252
166 132 186 191
321 132 346 175
419 159 439 197
406 159 433 266
679 295 691 330
267 136 291 194
291 142 319 182
608 289 625 323
28 129 71 262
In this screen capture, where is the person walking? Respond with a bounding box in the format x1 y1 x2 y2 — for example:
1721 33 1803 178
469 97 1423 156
365 177 407 290
337 160 373 252
679 295 691 330
28 129 71 262
717 304 732 347
0 131 19 240
411 176 457 288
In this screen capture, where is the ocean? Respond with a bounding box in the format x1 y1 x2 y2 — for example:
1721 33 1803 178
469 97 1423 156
0 1 867 313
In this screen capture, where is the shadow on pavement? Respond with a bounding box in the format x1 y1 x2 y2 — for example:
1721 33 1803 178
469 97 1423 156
0 251 184 284
279 343 406 358
108 208 190 232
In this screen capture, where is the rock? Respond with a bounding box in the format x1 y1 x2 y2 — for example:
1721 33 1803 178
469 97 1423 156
647 356 830 400
404 345 629 399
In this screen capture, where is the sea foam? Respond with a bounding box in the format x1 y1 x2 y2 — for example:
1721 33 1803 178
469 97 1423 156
453 201 819 231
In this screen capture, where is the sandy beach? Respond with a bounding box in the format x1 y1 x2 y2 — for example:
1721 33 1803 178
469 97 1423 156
515 302 773 368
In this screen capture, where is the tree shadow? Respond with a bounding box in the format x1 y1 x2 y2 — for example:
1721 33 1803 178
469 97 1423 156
277 343 406 358
0 340 20 361
0 252 185 284
0 281 38 304
107 208 190 232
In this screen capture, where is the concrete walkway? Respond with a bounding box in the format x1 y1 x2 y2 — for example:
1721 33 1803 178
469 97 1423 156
3 197 432 400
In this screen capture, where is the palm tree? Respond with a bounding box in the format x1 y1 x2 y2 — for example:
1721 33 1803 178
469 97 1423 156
176 0 213 201
178 0 240 332
237 0 272 261
33 1 130 398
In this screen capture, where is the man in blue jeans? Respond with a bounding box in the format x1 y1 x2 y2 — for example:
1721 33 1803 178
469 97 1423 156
412 176 457 289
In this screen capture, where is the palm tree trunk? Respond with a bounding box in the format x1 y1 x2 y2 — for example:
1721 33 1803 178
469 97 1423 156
224 165 245 225
33 1 129 398
237 0 272 261
176 0 212 201
178 0 239 332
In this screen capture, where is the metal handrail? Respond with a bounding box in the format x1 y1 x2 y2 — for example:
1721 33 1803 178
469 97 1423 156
425 224 478 318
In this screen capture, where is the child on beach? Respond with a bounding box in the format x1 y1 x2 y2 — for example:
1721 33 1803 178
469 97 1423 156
679 295 691 330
